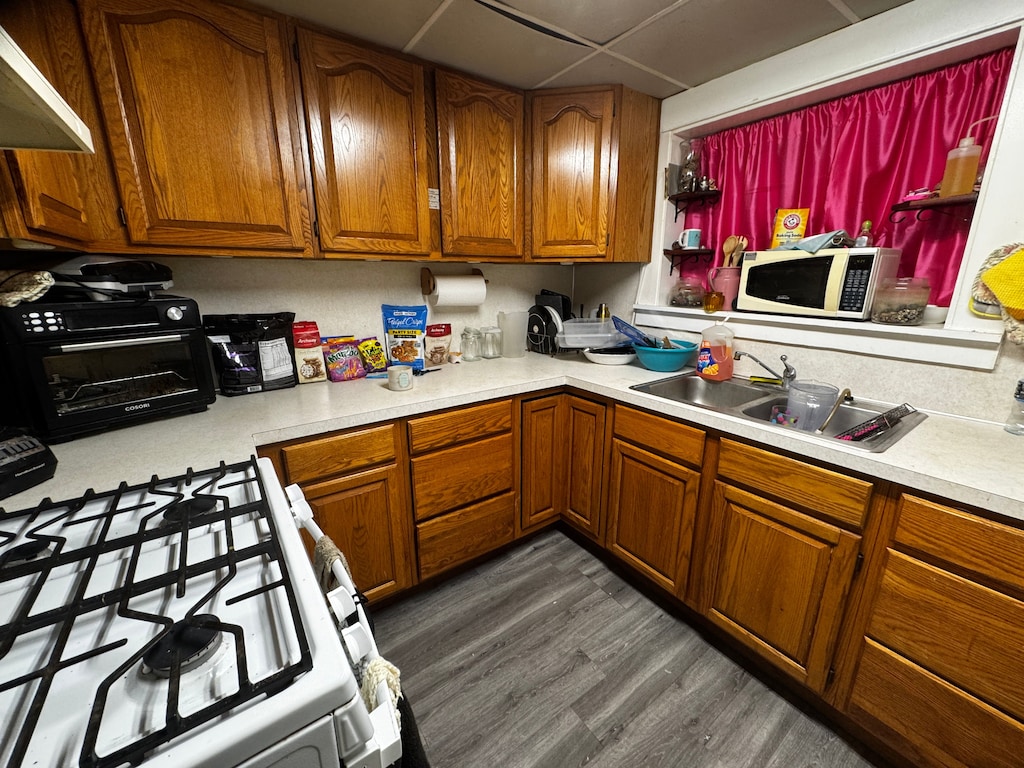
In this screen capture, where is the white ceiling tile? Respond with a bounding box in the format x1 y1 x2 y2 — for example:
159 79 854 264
843 0 914 20
249 0 446 50
543 53 685 99
410 0 592 89
493 0 678 45
610 0 851 87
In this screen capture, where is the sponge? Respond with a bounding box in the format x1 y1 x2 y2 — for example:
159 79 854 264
982 246 1024 320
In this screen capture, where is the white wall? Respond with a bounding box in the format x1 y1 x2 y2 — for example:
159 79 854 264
162 256 577 342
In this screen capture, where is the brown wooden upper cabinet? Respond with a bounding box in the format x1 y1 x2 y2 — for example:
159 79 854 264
528 85 659 262
78 0 312 254
0 0 106 247
435 70 524 259
296 29 434 257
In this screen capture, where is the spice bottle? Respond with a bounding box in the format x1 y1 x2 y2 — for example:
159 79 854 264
696 319 734 381
1004 379 1024 436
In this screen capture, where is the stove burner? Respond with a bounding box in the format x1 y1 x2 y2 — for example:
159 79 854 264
0 540 52 569
161 496 219 526
142 615 222 677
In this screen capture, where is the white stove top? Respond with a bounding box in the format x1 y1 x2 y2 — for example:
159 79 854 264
0 458 361 768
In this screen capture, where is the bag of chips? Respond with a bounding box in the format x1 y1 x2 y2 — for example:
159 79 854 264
322 336 366 381
357 337 388 373
381 304 428 370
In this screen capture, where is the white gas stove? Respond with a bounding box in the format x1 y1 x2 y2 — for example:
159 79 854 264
0 457 401 768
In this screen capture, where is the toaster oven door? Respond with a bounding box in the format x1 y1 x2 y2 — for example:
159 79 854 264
14 329 215 441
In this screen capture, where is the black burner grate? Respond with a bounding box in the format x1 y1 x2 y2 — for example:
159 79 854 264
0 458 313 768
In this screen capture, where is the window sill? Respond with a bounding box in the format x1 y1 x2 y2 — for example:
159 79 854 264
632 304 1003 370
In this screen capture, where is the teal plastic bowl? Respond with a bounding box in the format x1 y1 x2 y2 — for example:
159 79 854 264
632 340 699 372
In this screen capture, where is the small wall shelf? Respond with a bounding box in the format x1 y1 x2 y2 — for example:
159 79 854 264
663 247 714 275
889 192 978 223
668 190 721 222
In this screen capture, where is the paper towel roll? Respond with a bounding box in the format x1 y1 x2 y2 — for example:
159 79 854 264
428 274 487 307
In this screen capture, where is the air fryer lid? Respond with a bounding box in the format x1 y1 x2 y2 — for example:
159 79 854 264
50 255 173 294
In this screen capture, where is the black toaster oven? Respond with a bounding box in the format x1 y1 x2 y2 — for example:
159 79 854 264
0 295 216 442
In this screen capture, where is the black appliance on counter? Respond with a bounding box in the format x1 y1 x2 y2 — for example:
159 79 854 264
0 293 216 442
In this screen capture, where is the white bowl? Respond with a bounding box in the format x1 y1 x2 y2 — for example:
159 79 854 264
583 347 637 365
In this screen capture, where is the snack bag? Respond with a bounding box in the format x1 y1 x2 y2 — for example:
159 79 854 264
322 336 366 381
357 337 388 372
426 323 452 365
381 304 428 370
292 321 327 383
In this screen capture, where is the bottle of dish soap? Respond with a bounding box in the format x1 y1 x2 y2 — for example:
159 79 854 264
696 319 734 381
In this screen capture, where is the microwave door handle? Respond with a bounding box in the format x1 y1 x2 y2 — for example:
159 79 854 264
57 334 189 353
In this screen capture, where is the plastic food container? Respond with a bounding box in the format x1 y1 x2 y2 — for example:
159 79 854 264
556 318 626 349
871 277 931 325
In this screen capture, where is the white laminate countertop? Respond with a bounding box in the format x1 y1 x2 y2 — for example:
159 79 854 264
4 353 1022 522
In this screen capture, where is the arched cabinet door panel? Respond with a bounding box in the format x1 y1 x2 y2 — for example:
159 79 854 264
80 0 311 253
297 29 432 256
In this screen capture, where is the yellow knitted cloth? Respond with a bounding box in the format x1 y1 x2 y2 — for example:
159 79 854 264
982 246 1024 320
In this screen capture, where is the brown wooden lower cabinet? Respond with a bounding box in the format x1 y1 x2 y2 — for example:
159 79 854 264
846 493 1024 767
703 480 860 693
605 406 704 596
697 440 870 695
562 396 606 539
417 492 516 580
297 464 415 603
520 394 606 537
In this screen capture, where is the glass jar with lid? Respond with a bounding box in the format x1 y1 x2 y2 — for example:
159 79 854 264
460 327 482 361
481 326 502 358
871 277 930 325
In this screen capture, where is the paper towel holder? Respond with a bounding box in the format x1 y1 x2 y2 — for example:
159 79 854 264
420 267 486 296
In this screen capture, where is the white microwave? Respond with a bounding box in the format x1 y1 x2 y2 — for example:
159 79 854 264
736 247 901 320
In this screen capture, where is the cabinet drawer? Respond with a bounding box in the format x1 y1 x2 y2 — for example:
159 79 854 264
407 401 512 454
894 494 1024 594
282 424 397 484
850 639 1024 768
613 405 704 467
868 549 1024 724
717 439 872 529
417 492 516 580
411 433 513 520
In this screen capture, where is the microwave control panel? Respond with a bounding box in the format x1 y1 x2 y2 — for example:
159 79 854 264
838 253 877 312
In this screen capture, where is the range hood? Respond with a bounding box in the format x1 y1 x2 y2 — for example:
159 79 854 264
0 24 93 152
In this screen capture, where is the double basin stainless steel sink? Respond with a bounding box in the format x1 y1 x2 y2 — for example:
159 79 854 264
630 373 927 453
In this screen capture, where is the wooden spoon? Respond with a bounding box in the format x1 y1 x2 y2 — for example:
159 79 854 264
729 235 748 266
722 235 738 262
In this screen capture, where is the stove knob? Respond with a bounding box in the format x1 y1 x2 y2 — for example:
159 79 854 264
166 306 184 321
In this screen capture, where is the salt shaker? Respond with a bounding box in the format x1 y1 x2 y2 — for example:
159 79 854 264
1004 379 1024 435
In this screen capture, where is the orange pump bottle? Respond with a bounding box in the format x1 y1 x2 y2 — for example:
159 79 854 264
696 320 734 381
938 137 981 198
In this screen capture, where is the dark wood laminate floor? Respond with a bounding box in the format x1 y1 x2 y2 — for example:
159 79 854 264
373 529 879 768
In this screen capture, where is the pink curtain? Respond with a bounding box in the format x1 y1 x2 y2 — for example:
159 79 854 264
684 47 1015 306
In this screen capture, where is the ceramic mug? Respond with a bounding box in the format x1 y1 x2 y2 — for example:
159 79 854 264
677 228 701 250
708 266 740 312
387 365 413 391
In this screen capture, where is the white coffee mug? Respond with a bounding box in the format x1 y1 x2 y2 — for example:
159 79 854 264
677 228 701 249
387 365 413 391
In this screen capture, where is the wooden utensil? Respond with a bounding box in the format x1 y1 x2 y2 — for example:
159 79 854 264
722 235 738 263
728 235 748 266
